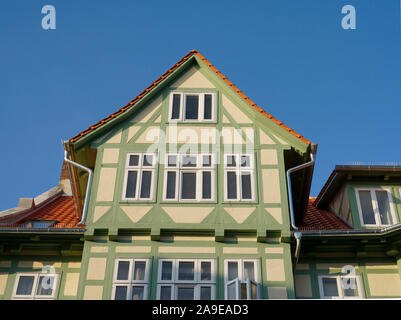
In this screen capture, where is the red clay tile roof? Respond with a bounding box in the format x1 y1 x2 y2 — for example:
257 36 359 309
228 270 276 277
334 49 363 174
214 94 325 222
1 195 83 229
298 198 352 231
69 50 310 145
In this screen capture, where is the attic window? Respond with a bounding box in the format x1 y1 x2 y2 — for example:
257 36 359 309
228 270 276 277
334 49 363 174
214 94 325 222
24 220 57 228
169 92 215 122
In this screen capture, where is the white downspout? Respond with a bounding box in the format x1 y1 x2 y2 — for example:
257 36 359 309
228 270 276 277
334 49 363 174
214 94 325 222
62 142 93 226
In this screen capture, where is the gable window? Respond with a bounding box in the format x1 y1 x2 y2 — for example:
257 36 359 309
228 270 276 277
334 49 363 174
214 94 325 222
163 154 215 202
169 92 215 122
24 220 57 228
112 259 151 300
122 153 157 201
224 259 259 300
318 274 363 299
157 259 215 300
355 188 396 226
12 273 58 300
224 154 255 201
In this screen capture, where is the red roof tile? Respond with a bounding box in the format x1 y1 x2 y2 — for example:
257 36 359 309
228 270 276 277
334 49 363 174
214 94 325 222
69 50 310 145
298 198 352 231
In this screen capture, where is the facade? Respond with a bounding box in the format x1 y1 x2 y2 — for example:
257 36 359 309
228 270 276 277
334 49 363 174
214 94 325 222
0 50 400 300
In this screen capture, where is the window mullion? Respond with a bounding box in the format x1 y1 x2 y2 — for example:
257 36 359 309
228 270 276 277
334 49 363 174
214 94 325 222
371 189 381 226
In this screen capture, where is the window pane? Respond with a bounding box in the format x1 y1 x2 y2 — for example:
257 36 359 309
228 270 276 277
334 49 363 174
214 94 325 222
125 171 138 198
376 191 392 225
240 283 247 299
181 173 196 199
243 262 255 281
32 221 54 228
161 261 173 281
16 276 35 295
140 171 152 199
171 94 181 119
342 277 359 297
166 172 176 199
227 172 237 199
160 286 171 300
182 155 197 167
143 154 153 167
133 261 146 281
226 155 236 167
202 155 211 167
227 262 238 281
117 261 130 281
167 155 177 167
177 287 195 300
129 155 139 166
36 275 54 296
114 286 128 300
358 191 376 224
204 94 212 120
185 95 199 120
227 282 237 299
241 172 252 200
202 172 212 199
178 262 195 281
200 286 212 300
201 262 212 281
250 282 257 299
131 286 144 300
322 278 339 297
241 155 251 167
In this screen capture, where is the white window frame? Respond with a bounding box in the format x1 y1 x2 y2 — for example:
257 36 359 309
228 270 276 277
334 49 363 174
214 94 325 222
223 154 256 202
12 272 59 300
163 153 215 202
111 258 151 300
223 259 259 300
168 92 216 122
122 153 157 201
355 187 397 227
157 259 216 300
318 274 363 299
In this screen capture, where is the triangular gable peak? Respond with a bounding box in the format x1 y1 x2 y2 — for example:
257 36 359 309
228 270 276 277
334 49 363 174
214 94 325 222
69 50 310 148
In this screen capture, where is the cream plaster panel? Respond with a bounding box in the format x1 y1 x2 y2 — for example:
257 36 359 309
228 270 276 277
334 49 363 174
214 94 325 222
135 126 160 143
17 261 33 268
268 287 288 299
117 235 151 241
265 247 284 254
115 246 151 253
121 206 152 223
265 208 282 224
171 66 215 88
223 247 258 254
93 206 111 223
222 127 245 144
0 261 11 268
266 259 286 282
162 207 214 223
127 125 141 142
68 262 82 269
224 237 257 242
242 127 254 144
261 149 278 165
168 236 215 242
222 114 230 124
87 258 107 281
295 275 312 297
91 246 109 253
262 169 281 203
222 94 252 124
102 148 120 164
166 126 217 144
130 95 162 123
32 262 61 268
316 263 358 271
159 247 215 254
259 129 276 144
96 168 117 202
0 273 8 295
64 273 80 296
105 130 122 144
224 207 255 224
83 285 103 300
367 273 401 296
365 263 398 270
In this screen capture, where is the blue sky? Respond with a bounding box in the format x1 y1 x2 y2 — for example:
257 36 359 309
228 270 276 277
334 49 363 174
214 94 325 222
0 0 400 210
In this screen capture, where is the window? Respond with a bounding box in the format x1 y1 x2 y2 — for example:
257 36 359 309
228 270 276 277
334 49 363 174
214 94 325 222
224 154 255 201
122 153 157 201
163 154 215 202
12 273 58 299
157 259 215 300
355 188 396 226
318 274 363 299
112 259 151 300
169 92 216 122
24 220 57 228
224 259 259 299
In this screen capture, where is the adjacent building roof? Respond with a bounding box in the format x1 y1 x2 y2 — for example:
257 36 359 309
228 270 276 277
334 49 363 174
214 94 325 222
69 50 310 145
